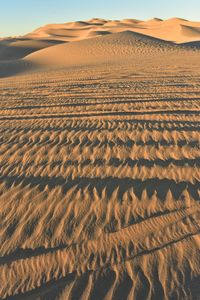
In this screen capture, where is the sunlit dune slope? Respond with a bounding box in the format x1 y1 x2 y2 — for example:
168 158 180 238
25 31 178 67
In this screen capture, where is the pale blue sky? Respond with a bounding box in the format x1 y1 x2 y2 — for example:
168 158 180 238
0 0 200 37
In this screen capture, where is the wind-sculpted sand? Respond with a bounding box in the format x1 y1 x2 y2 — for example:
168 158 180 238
0 18 200 300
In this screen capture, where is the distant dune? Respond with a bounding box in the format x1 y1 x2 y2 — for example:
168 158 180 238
24 17 200 43
0 17 200 78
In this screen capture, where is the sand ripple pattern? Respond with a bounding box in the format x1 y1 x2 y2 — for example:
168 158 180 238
0 62 200 299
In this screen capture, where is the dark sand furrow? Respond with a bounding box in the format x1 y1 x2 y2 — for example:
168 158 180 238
0 208 199 298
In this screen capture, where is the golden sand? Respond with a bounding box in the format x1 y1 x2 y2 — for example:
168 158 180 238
0 18 200 299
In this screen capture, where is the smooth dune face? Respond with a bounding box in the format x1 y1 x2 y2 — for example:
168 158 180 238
25 31 181 68
0 17 200 300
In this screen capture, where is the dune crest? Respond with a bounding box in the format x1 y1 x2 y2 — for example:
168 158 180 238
23 17 200 43
1 16 200 46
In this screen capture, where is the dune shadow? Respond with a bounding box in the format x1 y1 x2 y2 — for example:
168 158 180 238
189 276 200 300
5 272 76 300
0 39 64 61
14 119 198 133
0 244 68 265
1 174 199 201
0 59 37 78
181 41 200 48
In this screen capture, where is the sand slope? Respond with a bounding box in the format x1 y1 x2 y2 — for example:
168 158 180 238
1 30 199 78
25 31 178 67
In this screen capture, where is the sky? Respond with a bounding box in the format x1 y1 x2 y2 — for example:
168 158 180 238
0 0 200 37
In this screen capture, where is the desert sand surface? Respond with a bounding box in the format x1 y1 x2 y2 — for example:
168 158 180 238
0 18 200 300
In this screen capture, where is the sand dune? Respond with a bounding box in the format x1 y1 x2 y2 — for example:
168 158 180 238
0 17 199 79
164 17 189 23
0 17 200 300
142 17 163 25
0 16 199 78
0 29 198 78
122 19 142 24
1 29 198 78
25 31 180 68
10 17 200 44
